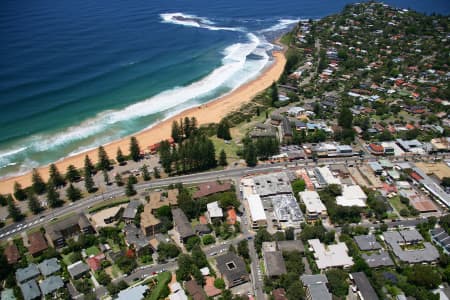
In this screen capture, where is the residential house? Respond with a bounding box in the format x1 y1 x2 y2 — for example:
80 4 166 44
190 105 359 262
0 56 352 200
16 264 40 283
67 261 90 279
123 224 151 256
172 208 195 243
300 274 332 300
122 200 142 224
206 201 223 222
45 213 93 248
27 231 48 257
4 244 20 264
116 285 149 300
184 280 207 300
262 242 287 278
141 189 179 237
39 275 64 296
38 258 61 277
19 280 40 300
215 252 249 288
350 272 379 300
193 181 232 199
308 239 354 269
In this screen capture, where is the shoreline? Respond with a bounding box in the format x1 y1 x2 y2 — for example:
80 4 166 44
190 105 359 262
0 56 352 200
0 50 286 195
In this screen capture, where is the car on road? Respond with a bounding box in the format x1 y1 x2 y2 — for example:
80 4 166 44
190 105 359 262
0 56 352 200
247 236 252 240
210 252 217 256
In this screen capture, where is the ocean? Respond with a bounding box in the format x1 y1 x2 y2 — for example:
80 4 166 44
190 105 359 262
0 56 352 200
0 0 449 178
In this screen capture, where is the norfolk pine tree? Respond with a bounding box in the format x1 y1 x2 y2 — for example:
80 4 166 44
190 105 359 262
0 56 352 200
49 163 66 187
129 136 141 162
31 168 46 195
13 182 27 201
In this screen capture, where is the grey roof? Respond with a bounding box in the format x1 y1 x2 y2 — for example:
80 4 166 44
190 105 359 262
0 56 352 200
368 161 383 172
45 213 92 241
400 229 423 243
195 224 212 234
308 283 332 300
264 251 287 277
351 272 379 300
67 261 90 278
16 264 40 283
116 285 149 300
172 208 195 240
301 274 328 286
39 275 64 295
38 258 61 277
362 251 394 268
383 230 439 263
412 167 450 206
270 193 304 225
1 288 16 300
354 235 382 251
123 200 142 219
216 252 249 285
252 172 293 197
277 240 304 252
124 224 150 250
19 280 41 300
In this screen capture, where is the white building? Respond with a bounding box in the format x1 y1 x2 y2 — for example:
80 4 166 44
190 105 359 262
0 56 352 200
314 167 341 186
336 185 367 207
247 194 267 228
207 201 223 222
308 239 354 269
299 191 327 222
287 106 306 117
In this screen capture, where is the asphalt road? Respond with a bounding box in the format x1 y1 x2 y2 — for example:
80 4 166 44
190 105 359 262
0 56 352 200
0 155 377 240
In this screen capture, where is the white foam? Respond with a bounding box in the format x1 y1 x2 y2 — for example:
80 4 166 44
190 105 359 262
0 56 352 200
160 12 244 32
0 146 27 159
8 33 270 157
260 19 300 33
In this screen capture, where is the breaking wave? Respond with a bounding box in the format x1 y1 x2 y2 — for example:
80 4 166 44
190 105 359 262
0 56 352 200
160 12 244 32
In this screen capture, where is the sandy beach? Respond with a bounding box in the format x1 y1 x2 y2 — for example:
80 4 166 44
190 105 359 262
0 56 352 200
0 51 286 195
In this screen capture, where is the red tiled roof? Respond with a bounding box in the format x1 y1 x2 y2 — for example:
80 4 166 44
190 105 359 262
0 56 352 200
185 280 207 300
226 208 237 225
369 143 384 153
204 276 222 297
28 231 48 256
4 244 20 264
193 181 232 199
86 257 101 271
410 172 423 182
382 183 397 193
199 215 208 225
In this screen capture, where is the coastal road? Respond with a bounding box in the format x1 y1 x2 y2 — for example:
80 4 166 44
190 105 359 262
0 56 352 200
1 153 447 241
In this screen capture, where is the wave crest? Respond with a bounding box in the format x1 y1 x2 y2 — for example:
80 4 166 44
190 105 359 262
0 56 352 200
160 12 244 32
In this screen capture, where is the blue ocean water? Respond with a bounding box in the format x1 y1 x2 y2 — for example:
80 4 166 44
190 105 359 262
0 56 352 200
0 0 449 178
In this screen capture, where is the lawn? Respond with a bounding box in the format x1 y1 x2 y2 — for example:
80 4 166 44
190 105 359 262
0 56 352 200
85 246 101 256
389 196 408 214
111 264 122 278
149 272 171 300
210 136 240 161
107 239 122 252
61 253 72 266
